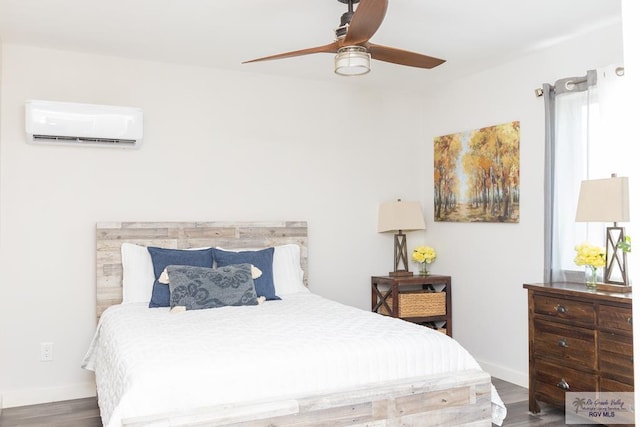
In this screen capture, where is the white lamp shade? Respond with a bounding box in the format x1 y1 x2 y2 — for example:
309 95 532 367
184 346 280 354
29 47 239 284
378 201 426 232
575 176 630 222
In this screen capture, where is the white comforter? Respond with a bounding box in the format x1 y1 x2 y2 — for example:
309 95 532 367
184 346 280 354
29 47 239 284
83 293 506 426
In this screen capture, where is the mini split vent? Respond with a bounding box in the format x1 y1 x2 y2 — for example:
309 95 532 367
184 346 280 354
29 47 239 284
25 100 144 148
32 135 138 147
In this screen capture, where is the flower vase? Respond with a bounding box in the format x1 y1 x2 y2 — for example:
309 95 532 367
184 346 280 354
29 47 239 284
585 265 598 289
419 263 429 276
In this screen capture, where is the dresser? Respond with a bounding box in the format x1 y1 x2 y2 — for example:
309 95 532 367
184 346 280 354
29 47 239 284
372 275 452 337
523 282 633 413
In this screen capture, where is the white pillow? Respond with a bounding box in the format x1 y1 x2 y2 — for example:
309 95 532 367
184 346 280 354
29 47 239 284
272 244 308 296
121 243 215 304
216 244 308 296
121 243 155 303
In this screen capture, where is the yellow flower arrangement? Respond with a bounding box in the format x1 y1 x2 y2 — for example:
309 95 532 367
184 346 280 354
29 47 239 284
412 246 437 264
574 242 605 288
412 246 436 275
573 242 606 269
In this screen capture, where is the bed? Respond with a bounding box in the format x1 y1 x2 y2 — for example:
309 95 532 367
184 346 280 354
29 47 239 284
84 221 506 426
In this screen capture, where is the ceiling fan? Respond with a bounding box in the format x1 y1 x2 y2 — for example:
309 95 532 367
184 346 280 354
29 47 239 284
242 0 446 76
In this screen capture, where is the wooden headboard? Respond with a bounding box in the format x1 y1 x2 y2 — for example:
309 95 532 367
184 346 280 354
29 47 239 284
96 221 308 319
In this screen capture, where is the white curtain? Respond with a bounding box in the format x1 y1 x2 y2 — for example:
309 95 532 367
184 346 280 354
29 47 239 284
546 65 629 283
592 65 630 177
592 65 636 284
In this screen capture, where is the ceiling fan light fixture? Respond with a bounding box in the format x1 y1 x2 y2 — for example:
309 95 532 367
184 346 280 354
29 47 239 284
334 46 371 76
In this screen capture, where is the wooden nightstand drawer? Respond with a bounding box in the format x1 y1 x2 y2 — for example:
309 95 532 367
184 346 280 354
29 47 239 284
599 304 633 333
600 332 634 384
533 294 594 325
533 319 595 370
534 359 597 407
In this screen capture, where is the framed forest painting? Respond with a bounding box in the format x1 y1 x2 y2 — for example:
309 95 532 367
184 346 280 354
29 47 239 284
434 121 520 223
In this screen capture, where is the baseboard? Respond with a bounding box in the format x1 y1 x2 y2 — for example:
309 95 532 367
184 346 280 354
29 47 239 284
2 381 96 409
477 359 528 388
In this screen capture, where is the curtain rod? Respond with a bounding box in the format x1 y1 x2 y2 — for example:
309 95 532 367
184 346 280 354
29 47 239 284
534 66 624 97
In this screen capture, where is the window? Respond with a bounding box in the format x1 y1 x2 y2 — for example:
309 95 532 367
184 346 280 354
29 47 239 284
544 65 632 283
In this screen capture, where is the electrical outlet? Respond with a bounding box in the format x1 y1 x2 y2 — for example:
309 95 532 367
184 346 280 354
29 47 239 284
40 342 53 362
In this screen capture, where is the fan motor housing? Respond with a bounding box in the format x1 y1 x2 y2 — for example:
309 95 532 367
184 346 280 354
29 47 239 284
335 0 359 38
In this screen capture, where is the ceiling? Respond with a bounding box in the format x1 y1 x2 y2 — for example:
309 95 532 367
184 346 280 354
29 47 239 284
0 0 622 94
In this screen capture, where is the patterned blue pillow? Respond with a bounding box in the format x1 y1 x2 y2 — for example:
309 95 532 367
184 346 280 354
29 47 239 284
167 264 258 310
147 247 214 308
213 247 280 300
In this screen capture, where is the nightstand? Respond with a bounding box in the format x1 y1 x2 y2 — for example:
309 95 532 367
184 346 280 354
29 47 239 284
371 275 452 337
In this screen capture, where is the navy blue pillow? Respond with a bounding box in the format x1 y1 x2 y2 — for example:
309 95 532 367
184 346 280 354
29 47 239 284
147 247 214 308
213 247 280 300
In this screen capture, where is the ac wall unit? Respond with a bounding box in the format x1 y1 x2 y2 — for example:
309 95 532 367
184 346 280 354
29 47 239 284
25 100 143 148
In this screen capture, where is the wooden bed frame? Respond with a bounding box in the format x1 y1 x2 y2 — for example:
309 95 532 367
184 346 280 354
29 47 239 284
95 221 493 426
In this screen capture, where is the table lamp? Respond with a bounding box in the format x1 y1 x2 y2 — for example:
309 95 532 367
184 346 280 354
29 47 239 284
378 200 426 277
575 175 630 291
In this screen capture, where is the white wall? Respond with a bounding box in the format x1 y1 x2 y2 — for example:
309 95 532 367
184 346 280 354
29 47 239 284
421 22 623 385
0 44 427 406
0 15 625 406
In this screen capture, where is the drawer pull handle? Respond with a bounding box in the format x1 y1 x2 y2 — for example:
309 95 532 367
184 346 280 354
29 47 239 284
555 304 567 314
557 338 568 348
628 317 632 325
556 378 570 390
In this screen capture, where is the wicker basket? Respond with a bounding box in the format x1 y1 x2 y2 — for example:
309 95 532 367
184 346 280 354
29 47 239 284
379 290 446 318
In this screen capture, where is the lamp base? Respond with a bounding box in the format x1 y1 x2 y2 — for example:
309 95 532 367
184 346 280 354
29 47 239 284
605 225 629 287
596 282 632 293
389 270 413 277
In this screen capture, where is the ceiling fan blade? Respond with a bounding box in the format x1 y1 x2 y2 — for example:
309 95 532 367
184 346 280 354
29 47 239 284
343 0 388 46
243 41 340 64
368 43 446 69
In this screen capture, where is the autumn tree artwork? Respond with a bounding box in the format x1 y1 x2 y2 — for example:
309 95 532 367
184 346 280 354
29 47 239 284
434 121 520 223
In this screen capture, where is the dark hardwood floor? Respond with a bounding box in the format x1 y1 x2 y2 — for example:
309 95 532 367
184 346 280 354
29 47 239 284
0 397 101 427
491 378 592 426
0 378 591 426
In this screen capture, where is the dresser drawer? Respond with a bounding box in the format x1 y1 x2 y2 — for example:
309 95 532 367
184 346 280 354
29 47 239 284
534 359 597 407
600 377 634 392
533 319 595 370
599 304 633 333
600 332 634 385
534 294 595 325
525 283 634 414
